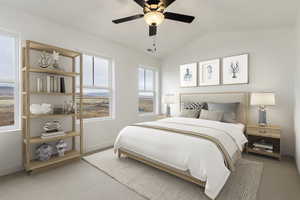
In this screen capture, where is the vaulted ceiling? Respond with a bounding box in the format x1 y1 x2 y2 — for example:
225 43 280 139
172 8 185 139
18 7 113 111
0 0 298 58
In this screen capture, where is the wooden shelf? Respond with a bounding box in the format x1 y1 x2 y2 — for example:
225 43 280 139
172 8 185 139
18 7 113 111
25 131 80 144
26 150 81 171
22 92 74 96
247 147 281 159
23 67 79 77
22 113 76 119
28 40 81 58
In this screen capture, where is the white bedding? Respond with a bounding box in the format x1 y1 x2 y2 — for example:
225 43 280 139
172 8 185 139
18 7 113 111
114 117 247 199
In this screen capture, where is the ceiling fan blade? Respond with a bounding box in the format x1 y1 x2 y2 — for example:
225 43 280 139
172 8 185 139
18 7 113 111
161 0 176 8
112 14 144 24
149 25 157 36
133 0 145 7
164 12 195 23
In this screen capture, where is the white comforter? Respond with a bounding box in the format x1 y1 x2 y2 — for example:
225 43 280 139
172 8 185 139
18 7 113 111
114 117 247 199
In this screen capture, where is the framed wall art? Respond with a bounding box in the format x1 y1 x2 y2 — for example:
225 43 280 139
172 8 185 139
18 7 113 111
198 59 220 86
222 54 249 85
180 63 197 87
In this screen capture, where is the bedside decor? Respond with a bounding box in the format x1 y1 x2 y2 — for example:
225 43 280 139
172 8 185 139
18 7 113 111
222 54 249 85
250 92 275 126
162 94 175 117
198 59 220 86
180 63 197 87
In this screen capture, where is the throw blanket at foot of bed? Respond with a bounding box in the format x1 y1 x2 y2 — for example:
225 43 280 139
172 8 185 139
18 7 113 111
114 117 248 199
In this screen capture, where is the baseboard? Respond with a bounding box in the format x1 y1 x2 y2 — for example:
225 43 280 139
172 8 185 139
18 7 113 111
0 165 23 177
85 141 114 154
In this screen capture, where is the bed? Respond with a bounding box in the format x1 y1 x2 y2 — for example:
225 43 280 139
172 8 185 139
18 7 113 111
114 92 249 199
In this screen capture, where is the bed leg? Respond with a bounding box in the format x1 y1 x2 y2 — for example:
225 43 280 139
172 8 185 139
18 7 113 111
118 150 121 159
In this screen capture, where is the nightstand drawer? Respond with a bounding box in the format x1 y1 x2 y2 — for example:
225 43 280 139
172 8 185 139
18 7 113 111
247 127 280 139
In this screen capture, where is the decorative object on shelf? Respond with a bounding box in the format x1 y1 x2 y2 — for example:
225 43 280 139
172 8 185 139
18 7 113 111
180 63 197 87
60 77 66 93
198 59 220 86
162 94 175 117
43 120 62 133
56 140 68 157
53 105 64 114
36 77 43 92
38 51 51 68
250 93 276 127
30 103 53 115
222 54 248 85
64 100 76 114
36 143 55 161
52 50 60 70
41 131 65 139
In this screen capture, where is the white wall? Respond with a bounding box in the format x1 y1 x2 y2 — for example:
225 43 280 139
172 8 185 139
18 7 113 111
0 5 160 176
161 29 296 156
295 12 300 173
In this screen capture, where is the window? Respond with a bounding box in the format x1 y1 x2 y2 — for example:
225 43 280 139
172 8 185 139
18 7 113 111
77 54 113 119
0 30 19 130
138 67 158 114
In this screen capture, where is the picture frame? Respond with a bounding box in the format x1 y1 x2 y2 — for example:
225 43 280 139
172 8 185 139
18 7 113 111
180 63 198 87
198 59 220 86
222 54 249 85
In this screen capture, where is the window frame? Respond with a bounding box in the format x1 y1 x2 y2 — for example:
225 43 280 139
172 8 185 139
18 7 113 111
138 66 159 115
78 53 114 121
0 29 20 132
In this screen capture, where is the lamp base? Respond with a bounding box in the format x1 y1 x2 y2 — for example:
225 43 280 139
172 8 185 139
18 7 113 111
166 105 171 117
258 107 267 127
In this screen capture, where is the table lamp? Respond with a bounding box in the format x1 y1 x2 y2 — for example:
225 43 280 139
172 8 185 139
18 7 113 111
162 94 175 117
250 93 275 127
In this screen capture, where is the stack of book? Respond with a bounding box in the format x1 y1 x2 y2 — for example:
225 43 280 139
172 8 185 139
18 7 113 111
41 131 66 139
252 142 273 153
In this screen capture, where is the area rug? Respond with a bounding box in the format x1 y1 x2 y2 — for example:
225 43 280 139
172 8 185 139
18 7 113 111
84 149 263 200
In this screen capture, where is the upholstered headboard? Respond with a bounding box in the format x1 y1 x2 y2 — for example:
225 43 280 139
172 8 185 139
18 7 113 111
179 92 249 124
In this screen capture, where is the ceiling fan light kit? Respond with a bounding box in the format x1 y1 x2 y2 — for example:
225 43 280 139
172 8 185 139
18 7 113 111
144 11 165 26
112 0 195 37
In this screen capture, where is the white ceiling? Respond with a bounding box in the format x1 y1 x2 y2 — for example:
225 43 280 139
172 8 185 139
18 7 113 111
0 0 298 58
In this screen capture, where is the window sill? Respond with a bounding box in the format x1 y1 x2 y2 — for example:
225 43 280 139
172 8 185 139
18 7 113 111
139 113 159 117
77 117 115 124
0 128 21 134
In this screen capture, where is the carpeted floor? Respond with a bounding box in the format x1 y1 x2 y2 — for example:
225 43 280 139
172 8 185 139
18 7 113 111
84 149 263 200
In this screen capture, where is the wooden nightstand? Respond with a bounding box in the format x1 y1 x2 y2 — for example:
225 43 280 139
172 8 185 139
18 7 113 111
246 125 281 160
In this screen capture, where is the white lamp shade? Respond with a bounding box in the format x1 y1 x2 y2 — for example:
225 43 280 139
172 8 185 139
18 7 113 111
250 93 276 106
162 95 176 105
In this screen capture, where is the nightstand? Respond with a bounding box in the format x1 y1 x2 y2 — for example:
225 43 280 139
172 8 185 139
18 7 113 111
246 125 281 160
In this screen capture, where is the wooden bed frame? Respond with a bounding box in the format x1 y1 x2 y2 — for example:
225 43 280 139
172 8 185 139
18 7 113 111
117 92 249 189
118 148 206 187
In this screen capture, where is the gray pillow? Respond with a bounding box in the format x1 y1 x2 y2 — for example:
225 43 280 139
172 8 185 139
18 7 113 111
179 109 200 118
199 110 224 121
207 102 239 123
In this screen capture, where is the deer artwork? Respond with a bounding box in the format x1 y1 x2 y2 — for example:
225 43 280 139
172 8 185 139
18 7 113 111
230 61 239 78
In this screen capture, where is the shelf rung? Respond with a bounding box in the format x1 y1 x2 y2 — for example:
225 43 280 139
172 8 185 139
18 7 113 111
24 131 80 144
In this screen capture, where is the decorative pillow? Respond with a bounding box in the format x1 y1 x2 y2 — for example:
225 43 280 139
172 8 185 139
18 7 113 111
207 102 240 123
182 102 206 111
179 109 200 118
199 109 224 121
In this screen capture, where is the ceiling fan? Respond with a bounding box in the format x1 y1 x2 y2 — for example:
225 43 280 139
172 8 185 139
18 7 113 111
112 0 195 37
